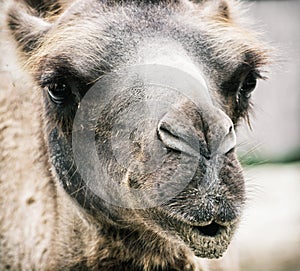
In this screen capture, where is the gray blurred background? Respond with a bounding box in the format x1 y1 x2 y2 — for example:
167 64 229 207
238 0 300 164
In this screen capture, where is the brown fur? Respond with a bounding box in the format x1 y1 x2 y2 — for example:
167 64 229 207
0 0 271 270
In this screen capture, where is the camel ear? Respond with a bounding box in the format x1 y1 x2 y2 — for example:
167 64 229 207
18 0 61 16
193 0 232 21
214 0 230 20
7 1 57 54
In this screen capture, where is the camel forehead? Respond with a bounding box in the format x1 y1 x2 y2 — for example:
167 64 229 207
32 0 268 85
36 6 242 82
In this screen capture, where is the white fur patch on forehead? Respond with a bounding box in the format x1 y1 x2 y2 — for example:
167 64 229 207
138 38 208 90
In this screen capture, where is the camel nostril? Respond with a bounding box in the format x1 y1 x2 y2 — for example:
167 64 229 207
205 109 236 156
225 147 235 156
193 222 222 237
157 125 181 152
157 120 200 157
158 126 180 141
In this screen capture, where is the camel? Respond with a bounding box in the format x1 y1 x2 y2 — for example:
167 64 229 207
0 0 270 270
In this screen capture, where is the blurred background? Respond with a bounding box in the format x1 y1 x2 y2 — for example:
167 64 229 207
0 0 299 271
236 1 300 271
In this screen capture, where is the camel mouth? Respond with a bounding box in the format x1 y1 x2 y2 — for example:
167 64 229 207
156 213 235 259
179 221 233 258
192 221 223 237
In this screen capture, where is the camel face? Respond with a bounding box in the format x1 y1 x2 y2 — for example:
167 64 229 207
6 0 270 269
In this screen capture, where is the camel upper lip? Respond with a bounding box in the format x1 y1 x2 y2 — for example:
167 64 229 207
183 218 234 228
183 219 215 227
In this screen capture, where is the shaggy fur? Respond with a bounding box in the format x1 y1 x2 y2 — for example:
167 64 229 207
0 0 270 270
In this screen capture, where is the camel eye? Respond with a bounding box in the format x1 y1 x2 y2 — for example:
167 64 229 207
239 72 257 99
46 82 70 104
